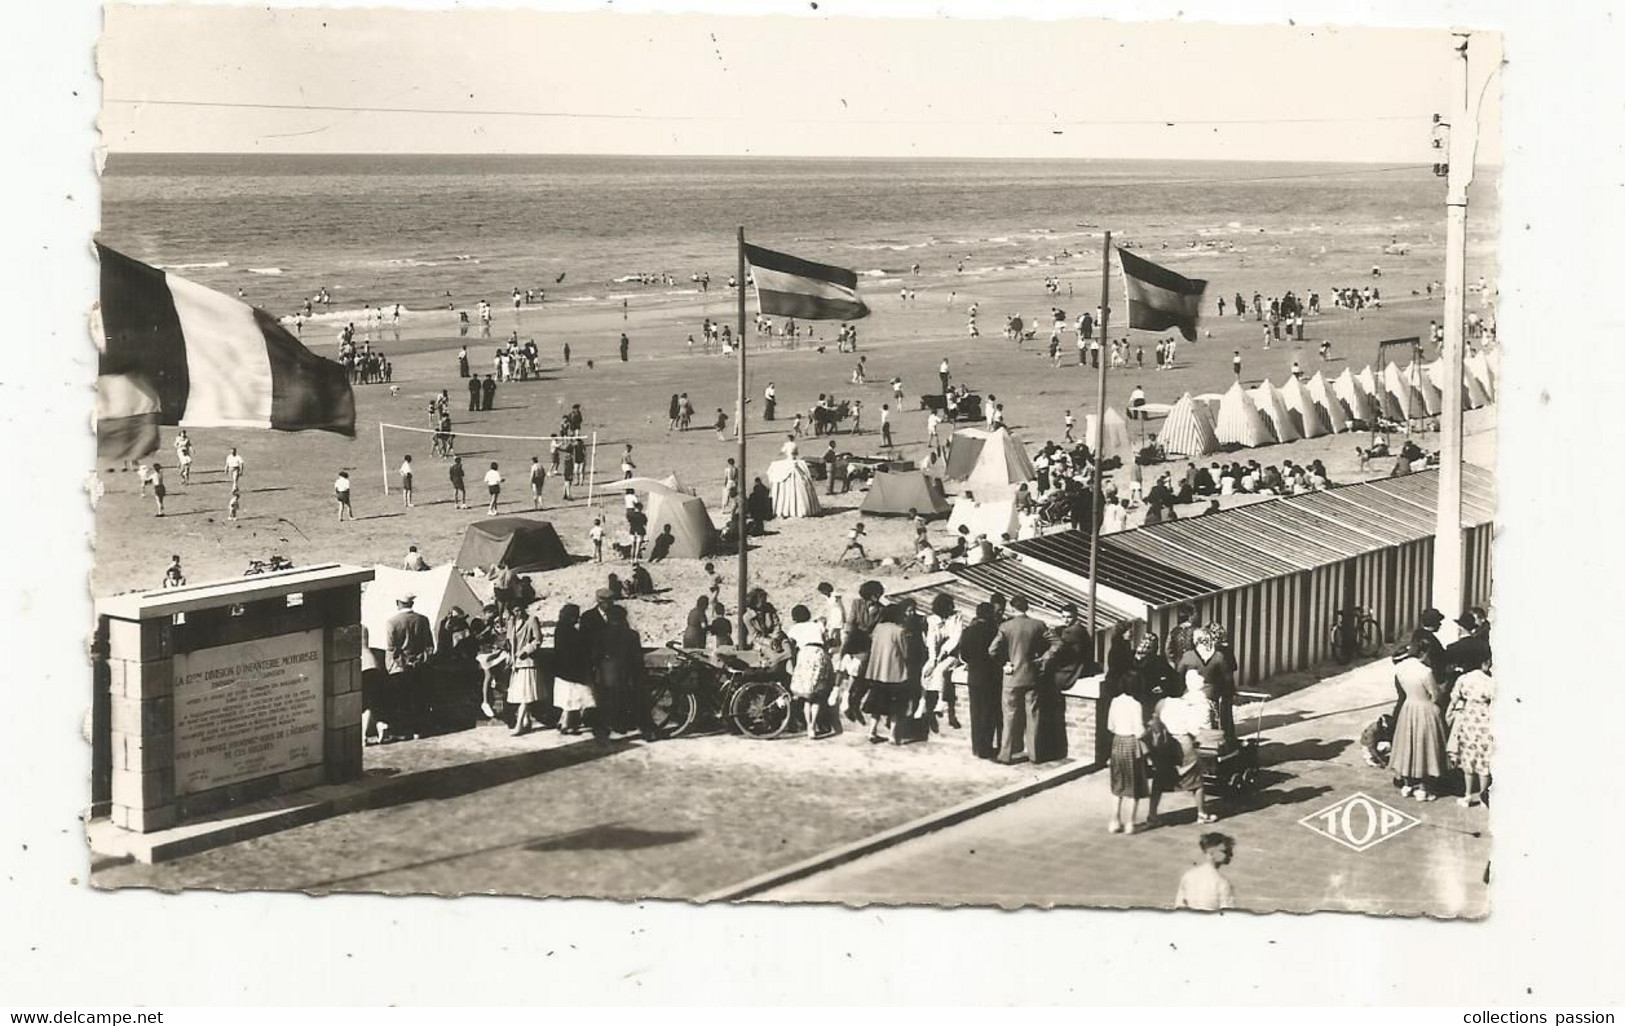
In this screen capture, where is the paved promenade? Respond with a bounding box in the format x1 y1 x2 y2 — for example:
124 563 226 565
758 657 1491 916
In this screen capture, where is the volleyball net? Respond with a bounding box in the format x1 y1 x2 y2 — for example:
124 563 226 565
377 423 599 506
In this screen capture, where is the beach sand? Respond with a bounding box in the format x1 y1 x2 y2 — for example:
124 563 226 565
92 237 1497 644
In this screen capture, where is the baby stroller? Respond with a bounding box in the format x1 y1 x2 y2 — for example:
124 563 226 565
1199 690 1270 797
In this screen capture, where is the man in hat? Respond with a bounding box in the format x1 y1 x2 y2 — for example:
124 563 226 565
1442 608 1491 691
367 593 434 743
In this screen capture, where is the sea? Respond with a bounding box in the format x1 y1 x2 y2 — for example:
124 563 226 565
98 154 1496 324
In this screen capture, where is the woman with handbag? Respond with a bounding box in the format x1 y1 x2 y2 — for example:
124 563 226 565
506 603 544 736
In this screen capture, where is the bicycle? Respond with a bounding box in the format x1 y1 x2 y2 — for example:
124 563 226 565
1328 605 1381 663
643 644 795 739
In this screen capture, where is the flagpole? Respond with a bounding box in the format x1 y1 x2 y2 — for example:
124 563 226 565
1432 31 1473 621
1086 231 1111 655
736 226 750 645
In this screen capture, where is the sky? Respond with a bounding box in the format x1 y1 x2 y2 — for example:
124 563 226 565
99 4 1503 162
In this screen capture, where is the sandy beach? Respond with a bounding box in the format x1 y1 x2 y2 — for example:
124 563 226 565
92 222 1496 650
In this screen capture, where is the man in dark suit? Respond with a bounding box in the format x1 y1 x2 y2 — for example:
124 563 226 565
958 601 1003 759
366 594 434 743
480 374 497 412
467 374 481 412
989 594 1051 764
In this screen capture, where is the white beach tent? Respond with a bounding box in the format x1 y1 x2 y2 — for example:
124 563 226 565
362 564 483 655
1157 392 1220 456
1306 371 1350 434
1484 349 1501 391
947 490 1021 545
1465 351 1496 403
1216 381 1273 448
1408 361 1442 417
1086 407 1137 464
1334 366 1376 425
767 457 822 518
944 428 992 482
1251 379 1301 443
1368 364 1403 421
963 427 1037 492
1278 375 1326 439
1425 359 1480 411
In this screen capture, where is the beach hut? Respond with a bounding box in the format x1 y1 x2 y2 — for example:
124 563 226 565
644 490 718 558
1251 379 1301 443
1215 381 1273 448
944 428 992 482
1157 393 1220 456
1306 371 1349 434
1086 407 1137 465
860 470 953 518
947 492 1021 545
1006 464 1496 687
1278 375 1326 439
962 428 1037 492
767 457 822 518
362 564 484 656
456 518 571 573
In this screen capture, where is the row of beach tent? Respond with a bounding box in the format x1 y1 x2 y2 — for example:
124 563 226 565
1155 354 1499 457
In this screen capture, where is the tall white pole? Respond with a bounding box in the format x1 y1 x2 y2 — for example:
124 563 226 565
1432 32 1474 618
1086 231 1111 650
378 421 390 496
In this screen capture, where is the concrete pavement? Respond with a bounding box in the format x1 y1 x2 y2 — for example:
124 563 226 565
755 656 1491 916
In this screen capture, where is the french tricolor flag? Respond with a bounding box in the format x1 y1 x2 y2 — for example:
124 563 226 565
94 244 355 460
743 243 870 321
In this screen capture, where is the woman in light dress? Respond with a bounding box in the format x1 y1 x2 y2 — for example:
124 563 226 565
506 603 544 736
1446 651 1494 807
1390 634 1449 802
551 603 596 735
786 604 836 740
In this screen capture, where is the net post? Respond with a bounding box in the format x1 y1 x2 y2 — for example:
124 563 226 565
379 421 390 496
588 432 597 508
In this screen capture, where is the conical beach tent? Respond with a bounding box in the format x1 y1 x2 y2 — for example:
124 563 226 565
1424 359 1478 411
456 518 571 573
1157 393 1219 456
944 428 991 482
1251 379 1300 443
1306 371 1349 433
963 428 1036 492
1216 381 1272 447
645 490 717 558
659 472 697 496
1484 349 1500 391
1278 375 1326 439
1462 357 1488 409
1334 366 1375 425
860 470 952 518
767 458 822 518
362 564 483 655
1407 362 1442 417
1465 352 1495 403
1370 363 1404 421
1086 407 1137 464
947 491 1020 544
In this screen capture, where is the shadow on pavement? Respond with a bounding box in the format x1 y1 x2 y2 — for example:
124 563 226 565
352 735 634 813
523 823 698 853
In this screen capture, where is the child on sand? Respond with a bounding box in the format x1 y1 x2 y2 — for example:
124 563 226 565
838 523 869 563
483 462 503 515
450 456 467 509
399 455 415 507
590 519 604 563
1175 833 1237 911
714 408 729 441
334 471 354 521
530 457 547 509
228 485 240 522
150 464 166 517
